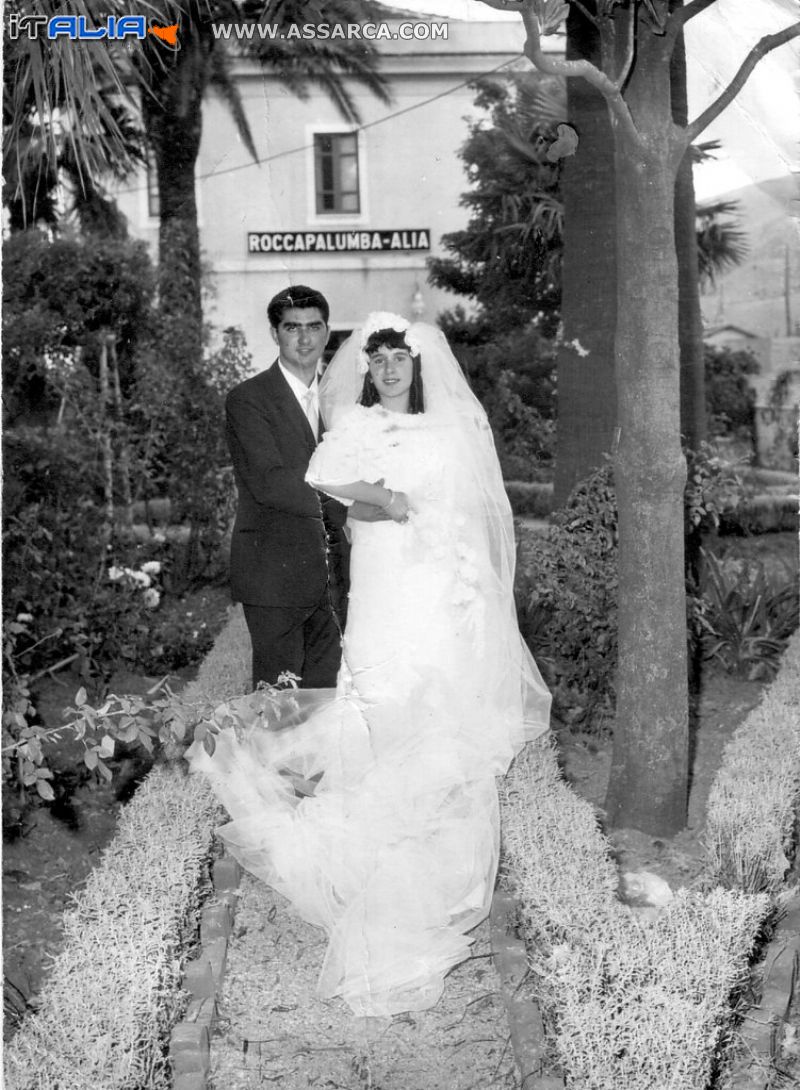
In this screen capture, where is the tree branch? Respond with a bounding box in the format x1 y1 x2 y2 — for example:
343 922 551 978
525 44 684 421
666 0 720 46
513 1 643 145
615 3 636 90
683 22 800 147
571 0 598 27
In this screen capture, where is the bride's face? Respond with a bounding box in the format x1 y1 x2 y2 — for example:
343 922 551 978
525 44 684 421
367 345 414 411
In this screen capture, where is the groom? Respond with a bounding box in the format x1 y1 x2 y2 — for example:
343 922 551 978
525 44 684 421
226 285 373 690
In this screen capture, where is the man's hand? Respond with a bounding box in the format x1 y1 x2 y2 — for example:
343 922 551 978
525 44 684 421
349 478 391 523
349 501 391 523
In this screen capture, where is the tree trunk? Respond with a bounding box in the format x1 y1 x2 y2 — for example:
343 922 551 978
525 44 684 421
98 335 115 554
671 27 706 450
109 337 133 529
604 37 689 836
554 4 705 505
553 3 618 506
141 25 208 380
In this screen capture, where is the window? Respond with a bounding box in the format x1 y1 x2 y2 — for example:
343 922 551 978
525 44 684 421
314 132 360 214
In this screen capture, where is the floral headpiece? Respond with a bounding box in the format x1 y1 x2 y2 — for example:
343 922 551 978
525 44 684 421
358 312 421 373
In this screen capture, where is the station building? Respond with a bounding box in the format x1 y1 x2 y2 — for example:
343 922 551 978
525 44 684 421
114 13 554 369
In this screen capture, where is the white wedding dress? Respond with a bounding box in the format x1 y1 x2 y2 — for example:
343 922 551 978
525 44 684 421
188 403 550 1017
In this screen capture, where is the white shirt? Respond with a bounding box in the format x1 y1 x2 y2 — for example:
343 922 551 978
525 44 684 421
277 359 323 437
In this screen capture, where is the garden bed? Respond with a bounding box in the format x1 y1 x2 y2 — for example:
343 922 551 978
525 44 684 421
5 530 797 1087
2 585 231 1033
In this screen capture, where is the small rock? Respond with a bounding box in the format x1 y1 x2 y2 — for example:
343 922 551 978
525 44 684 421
619 870 674 909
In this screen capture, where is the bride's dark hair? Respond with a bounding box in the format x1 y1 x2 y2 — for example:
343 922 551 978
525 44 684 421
359 329 424 414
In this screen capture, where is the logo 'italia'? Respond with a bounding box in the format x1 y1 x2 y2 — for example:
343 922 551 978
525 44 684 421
149 23 178 44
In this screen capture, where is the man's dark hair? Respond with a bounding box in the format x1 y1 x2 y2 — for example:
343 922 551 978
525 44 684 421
267 285 330 328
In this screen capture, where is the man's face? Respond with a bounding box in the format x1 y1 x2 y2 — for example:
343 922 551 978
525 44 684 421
271 307 329 374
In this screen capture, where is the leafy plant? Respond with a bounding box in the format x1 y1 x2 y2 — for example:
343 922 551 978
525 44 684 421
699 549 799 680
704 344 759 451
684 442 744 531
517 463 619 725
515 452 756 724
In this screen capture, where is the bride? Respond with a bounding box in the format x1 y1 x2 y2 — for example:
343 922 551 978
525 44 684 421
187 313 550 1017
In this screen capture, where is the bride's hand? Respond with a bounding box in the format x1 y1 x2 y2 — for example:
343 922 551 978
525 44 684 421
384 490 411 523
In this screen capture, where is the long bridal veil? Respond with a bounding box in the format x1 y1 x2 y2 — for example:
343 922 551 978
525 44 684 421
188 320 551 1016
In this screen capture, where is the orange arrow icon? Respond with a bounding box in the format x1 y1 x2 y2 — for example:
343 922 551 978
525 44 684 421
148 23 178 45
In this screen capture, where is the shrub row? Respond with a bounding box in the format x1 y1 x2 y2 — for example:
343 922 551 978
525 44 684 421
4 609 251 1090
500 628 800 1088
503 476 798 534
499 741 768 1089
505 479 554 519
705 627 800 894
717 492 798 535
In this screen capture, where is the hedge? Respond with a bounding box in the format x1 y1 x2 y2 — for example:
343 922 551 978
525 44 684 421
3 609 251 1090
500 630 800 1087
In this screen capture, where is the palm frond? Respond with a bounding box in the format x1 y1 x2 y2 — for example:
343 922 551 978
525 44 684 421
696 200 749 287
207 49 258 161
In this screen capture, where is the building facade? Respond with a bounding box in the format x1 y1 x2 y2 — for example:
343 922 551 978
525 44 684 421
115 16 549 370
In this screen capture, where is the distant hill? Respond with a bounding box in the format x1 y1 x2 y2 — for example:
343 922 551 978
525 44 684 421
700 174 800 339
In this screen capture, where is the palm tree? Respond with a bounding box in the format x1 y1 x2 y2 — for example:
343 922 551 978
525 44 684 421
2 27 144 234
137 0 390 378
695 199 748 288
5 0 390 374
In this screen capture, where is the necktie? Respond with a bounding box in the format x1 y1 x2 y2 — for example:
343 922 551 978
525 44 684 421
302 386 319 439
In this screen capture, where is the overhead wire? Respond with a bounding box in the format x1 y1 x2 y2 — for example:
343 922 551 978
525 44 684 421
113 52 526 196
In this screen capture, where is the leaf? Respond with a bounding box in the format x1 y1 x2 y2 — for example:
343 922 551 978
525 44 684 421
98 733 115 759
97 758 112 782
36 780 55 801
74 687 87 707
84 748 99 770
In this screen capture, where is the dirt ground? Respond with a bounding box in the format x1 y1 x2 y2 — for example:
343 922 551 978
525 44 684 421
201 665 769 1090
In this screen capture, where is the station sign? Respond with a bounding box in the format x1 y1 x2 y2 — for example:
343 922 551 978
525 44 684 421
247 229 431 254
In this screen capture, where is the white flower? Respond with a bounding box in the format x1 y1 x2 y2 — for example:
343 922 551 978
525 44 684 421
16 612 33 623
142 588 161 609
141 561 162 576
567 337 590 358
358 311 421 372
108 565 125 582
130 570 152 588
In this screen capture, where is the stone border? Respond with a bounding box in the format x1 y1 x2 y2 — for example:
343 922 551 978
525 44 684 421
490 890 564 1090
727 887 800 1089
170 854 242 1090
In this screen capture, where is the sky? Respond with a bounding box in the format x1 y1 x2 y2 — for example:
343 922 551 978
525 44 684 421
386 0 800 201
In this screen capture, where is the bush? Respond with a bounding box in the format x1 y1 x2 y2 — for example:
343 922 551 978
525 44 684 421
2 425 227 817
705 629 800 894
516 464 618 724
3 611 251 1089
704 344 758 451
3 766 219 1090
500 740 769 1090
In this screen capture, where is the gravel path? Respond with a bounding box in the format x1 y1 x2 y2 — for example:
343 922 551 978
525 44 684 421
209 874 519 1090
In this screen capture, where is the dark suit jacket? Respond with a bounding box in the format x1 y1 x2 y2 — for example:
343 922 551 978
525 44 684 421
226 363 349 609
